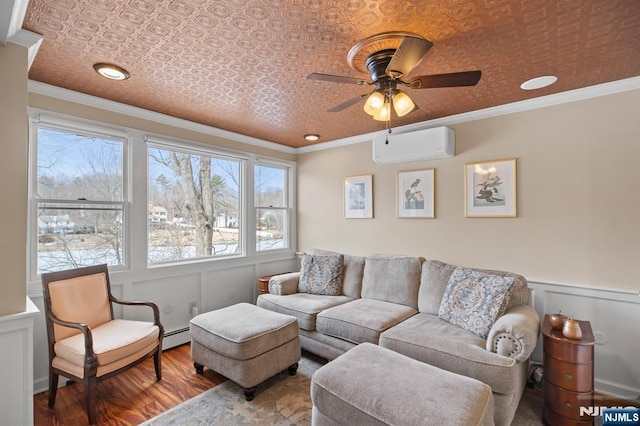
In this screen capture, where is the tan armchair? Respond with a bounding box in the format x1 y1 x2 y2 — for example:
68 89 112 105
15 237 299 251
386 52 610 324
41 264 164 424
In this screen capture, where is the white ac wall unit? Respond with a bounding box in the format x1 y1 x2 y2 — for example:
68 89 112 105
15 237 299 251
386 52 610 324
372 126 455 164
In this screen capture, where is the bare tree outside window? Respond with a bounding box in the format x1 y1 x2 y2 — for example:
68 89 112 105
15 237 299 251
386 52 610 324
147 146 241 263
35 128 125 273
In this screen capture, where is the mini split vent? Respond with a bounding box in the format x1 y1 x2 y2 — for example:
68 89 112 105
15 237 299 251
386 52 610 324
373 126 455 164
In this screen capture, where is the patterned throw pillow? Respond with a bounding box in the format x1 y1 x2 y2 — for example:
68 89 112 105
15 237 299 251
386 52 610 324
298 254 344 296
438 267 515 338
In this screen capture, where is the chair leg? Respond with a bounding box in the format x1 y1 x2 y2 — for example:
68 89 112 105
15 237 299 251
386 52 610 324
48 369 58 407
85 376 98 425
154 349 162 380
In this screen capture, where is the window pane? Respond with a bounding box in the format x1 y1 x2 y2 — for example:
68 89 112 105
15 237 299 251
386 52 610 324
37 204 124 274
256 208 285 250
148 147 241 264
37 128 124 201
254 164 286 207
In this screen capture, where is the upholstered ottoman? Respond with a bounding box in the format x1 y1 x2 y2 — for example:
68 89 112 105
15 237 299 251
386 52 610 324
311 343 494 426
190 302 300 400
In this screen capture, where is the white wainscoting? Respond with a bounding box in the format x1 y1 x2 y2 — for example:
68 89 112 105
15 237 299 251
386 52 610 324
528 280 640 400
0 298 39 425
29 256 298 394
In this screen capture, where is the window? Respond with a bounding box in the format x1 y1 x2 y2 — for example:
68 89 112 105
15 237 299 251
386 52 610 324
29 111 295 277
33 126 127 274
255 163 289 251
147 143 242 264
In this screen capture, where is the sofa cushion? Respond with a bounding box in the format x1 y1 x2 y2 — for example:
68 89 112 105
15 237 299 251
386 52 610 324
316 298 417 345
379 313 519 395
298 253 344 296
438 267 515 338
418 260 457 315
361 255 423 309
311 249 365 299
256 293 353 331
419 260 529 315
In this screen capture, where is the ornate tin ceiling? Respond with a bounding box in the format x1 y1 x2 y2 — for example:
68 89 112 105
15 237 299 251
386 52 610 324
22 0 640 148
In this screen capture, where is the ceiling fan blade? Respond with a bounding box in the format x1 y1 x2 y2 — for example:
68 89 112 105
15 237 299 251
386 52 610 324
408 70 482 88
385 36 433 78
306 73 368 85
327 94 368 112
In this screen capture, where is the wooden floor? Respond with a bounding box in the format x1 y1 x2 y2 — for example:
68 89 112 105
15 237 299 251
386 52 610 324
34 344 638 425
33 344 226 425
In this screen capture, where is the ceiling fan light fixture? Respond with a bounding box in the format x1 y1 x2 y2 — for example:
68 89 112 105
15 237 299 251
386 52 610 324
372 101 391 122
392 90 415 117
93 63 130 81
363 90 385 116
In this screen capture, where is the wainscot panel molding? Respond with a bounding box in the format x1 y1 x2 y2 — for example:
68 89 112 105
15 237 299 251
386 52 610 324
29 256 298 394
0 297 39 425
528 280 640 400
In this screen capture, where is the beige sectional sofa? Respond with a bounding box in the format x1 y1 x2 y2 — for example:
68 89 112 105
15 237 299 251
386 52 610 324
256 250 541 426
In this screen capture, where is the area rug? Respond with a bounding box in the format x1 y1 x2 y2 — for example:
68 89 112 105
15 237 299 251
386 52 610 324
141 354 544 425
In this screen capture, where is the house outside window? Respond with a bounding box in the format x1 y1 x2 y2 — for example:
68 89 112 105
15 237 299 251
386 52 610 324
31 124 127 275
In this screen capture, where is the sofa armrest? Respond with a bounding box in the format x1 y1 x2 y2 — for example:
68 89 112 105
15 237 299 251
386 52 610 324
486 305 540 362
268 272 301 295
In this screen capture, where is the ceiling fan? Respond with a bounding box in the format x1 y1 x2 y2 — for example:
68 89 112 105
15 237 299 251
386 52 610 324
307 32 482 122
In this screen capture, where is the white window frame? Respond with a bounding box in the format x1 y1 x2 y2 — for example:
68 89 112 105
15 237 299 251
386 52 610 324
28 112 130 279
27 109 297 282
145 135 249 266
254 158 294 254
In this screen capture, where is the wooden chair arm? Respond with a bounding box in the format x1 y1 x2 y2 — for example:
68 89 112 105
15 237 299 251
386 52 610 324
110 296 162 326
47 313 96 358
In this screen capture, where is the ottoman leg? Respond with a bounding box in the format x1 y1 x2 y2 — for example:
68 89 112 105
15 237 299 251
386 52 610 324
194 362 204 374
288 362 298 376
243 386 256 401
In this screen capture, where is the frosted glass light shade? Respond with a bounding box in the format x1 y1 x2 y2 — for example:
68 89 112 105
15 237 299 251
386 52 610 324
364 91 385 116
392 91 415 117
373 101 391 121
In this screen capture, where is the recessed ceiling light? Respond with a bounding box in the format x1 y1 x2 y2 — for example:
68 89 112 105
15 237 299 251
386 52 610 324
304 134 320 141
520 75 557 90
93 63 130 81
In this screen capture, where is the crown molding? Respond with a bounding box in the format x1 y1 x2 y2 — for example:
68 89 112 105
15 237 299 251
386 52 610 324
27 81 298 155
297 76 640 154
29 76 640 156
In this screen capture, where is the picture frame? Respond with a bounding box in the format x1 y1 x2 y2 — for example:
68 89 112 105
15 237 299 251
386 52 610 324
464 158 517 218
397 169 435 218
344 174 373 218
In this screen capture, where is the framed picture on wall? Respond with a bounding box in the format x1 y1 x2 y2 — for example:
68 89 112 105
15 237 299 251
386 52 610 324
397 169 435 218
464 158 517 217
344 174 373 218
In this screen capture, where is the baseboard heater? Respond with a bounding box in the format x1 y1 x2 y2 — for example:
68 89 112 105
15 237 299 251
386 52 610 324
164 327 189 338
163 327 191 350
